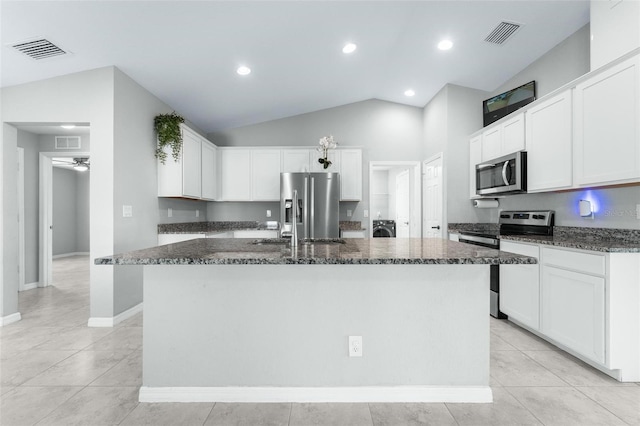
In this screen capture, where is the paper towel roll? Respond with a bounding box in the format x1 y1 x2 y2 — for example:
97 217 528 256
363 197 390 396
473 199 499 209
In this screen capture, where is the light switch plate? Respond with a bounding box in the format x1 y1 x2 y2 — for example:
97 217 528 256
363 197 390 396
123 205 133 218
347 210 352 217
363 210 369 218
196 209 200 218
266 210 272 218
168 208 173 218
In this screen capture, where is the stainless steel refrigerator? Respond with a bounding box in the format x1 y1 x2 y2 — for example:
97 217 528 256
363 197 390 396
280 172 340 239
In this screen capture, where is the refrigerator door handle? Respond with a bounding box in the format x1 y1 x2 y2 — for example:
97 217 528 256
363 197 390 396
310 176 315 238
304 175 309 239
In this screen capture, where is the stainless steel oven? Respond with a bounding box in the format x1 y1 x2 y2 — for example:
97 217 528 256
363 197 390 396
476 151 527 196
458 210 554 319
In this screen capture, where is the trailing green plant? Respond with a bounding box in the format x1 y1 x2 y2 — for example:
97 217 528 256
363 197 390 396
154 112 185 164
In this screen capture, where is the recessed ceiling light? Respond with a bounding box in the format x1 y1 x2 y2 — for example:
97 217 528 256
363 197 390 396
342 43 357 54
404 89 415 97
60 125 75 129
438 39 453 50
236 66 251 76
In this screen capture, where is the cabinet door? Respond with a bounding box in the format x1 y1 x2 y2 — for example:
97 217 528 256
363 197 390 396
251 149 282 201
541 265 605 364
575 55 640 186
469 136 482 199
220 149 251 201
500 241 540 330
282 150 310 173
525 90 573 192
182 130 202 198
501 113 525 155
339 149 362 201
481 126 502 161
201 141 217 201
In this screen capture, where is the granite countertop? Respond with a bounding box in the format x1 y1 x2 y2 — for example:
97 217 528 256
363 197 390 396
159 221 365 234
158 221 279 234
95 238 536 266
448 224 640 253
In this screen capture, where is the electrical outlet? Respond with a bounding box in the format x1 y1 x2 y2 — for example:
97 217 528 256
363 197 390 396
363 210 369 218
347 209 352 217
266 210 272 218
349 336 362 357
168 208 173 218
122 205 132 218
196 209 200 218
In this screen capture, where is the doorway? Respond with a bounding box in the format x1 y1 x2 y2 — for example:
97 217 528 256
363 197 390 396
423 153 445 238
369 161 421 238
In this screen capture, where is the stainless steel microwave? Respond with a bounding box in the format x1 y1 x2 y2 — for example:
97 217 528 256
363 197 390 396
476 151 527 195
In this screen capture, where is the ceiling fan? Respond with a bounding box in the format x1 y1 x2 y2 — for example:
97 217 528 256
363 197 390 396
52 157 90 171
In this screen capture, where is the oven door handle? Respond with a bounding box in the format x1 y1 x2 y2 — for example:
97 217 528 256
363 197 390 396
501 161 510 186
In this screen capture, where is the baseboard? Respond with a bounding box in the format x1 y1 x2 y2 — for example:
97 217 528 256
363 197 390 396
53 252 90 259
19 281 39 292
0 312 22 327
87 302 143 328
139 386 493 403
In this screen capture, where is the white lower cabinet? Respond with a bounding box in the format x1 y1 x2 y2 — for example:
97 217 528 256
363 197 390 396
541 262 605 364
341 230 365 238
500 241 540 330
499 240 640 381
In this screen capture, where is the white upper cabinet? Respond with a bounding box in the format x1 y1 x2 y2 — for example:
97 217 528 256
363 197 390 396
481 126 502 161
525 90 573 192
469 135 482 199
158 124 213 200
501 114 526 156
574 55 640 186
282 149 310 173
590 0 640 70
201 141 217 201
339 149 362 201
480 113 525 162
251 149 282 201
220 149 251 201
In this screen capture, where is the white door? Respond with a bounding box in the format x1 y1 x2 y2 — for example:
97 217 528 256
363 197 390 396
423 155 443 238
395 170 410 238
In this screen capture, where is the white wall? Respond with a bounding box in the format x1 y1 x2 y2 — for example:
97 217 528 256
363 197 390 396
1 124 19 318
76 171 90 252
208 99 424 225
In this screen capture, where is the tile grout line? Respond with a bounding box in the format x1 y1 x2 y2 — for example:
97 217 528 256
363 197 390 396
572 386 632 425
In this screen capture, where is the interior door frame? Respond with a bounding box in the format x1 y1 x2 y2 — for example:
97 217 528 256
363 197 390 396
18 147 26 291
394 169 411 237
423 152 446 238
39 151 89 287
368 161 421 238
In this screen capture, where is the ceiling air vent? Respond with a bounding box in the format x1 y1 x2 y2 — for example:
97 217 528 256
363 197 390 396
12 38 67 60
484 21 522 45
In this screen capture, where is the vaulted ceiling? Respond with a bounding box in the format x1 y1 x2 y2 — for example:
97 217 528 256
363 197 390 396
2 1 590 132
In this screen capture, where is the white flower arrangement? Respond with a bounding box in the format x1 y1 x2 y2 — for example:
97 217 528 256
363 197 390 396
317 135 337 169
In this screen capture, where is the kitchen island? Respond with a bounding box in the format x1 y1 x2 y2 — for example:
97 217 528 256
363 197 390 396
96 238 535 403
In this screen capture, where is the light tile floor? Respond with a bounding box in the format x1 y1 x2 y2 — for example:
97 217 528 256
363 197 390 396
1 255 638 425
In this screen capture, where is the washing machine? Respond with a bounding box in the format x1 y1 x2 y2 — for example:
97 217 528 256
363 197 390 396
372 220 396 238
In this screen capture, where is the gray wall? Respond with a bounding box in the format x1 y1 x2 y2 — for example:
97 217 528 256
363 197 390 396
208 99 424 224
423 84 490 228
473 23 640 229
51 167 90 256
52 168 78 256
158 198 209 224
17 131 40 285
